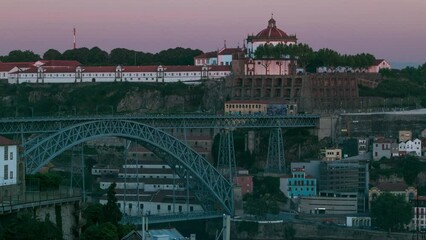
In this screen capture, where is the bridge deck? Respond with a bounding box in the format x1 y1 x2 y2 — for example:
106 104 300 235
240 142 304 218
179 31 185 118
121 211 224 225
0 114 319 134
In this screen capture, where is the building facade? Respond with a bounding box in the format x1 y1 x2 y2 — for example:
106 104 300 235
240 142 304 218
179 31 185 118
298 191 358 215
0 136 24 198
319 158 369 212
280 168 317 199
372 138 393 160
246 17 297 57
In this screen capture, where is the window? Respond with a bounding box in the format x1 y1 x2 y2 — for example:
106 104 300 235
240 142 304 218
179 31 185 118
4 165 8 180
9 152 13 160
157 205 161 210
140 204 144 209
10 171 13 179
129 203 132 209
168 205 171 211
4 146 8 160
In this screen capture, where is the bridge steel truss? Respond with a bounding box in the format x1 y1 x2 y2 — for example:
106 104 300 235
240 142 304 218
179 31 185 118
0 114 319 134
0 114 319 215
23 120 234 215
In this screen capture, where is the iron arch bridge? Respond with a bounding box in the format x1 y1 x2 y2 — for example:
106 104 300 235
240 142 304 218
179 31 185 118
23 120 234 215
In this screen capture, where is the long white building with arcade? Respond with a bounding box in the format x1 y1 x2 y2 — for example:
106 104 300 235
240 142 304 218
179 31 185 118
0 60 231 84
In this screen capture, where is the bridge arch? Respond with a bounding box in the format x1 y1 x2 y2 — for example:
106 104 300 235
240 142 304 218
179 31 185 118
23 120 233 214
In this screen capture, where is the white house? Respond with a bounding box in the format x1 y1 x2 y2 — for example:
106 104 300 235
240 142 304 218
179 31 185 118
401 139 422 157
0 136 18 186
368 59 391 73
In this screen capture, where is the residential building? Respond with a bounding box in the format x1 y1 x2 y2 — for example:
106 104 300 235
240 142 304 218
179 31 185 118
367 59 392 73
280 168 316 199
194 51 218 66
290 160 321 180
298 191 358 215
399 130 412 142
358 138 368 154
233 169 253 196
218 47 243 66
0 136 23 198
369 182 417 209
399 138 422 157
391 142 400 157
324 148 342 161
409 196 426 231
96 144 204 217
372 138 393 160
421 129 426 138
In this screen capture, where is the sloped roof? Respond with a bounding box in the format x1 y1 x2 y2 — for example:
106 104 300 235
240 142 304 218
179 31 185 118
0 136 18 146
375 182 409 191
194 51 218 59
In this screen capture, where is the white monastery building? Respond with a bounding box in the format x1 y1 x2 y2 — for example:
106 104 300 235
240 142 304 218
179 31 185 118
246 17 297 57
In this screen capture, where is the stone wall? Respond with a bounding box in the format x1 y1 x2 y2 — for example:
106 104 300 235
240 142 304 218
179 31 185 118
232 220 414 240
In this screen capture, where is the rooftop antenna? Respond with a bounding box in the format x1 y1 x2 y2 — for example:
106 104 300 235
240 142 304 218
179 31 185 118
73 27 77 49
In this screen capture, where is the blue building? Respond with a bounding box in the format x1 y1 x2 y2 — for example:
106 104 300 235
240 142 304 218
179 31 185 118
280 168 317 199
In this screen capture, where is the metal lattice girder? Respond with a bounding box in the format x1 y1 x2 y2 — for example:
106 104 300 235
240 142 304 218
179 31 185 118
266 128 285 173
0 114 319 134
23 120 234 214
217 129 236 178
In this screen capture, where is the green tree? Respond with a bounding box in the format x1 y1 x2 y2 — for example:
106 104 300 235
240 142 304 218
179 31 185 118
103 182 122 225
43 49 62 60
80 222 118 240
370 193 413 231
3 213 62 240
83 203 104 227
400 156 423 185
4 50 40 62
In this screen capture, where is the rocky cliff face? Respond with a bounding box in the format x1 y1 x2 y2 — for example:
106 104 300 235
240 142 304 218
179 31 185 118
0 81 226 116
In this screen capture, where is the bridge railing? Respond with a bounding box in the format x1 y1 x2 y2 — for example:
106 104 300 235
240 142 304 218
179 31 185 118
121 210 224 225
0 187 81 214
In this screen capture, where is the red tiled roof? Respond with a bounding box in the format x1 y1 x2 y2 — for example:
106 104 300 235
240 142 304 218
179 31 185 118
39 60 81 67
19 66 76 73
123 66 157 72
225 100 269 104
163 65 201 72
373 59 385 66
194 51 217 59
209 65 231 71
81 66 116 73
375 182 410 191
0 136 18 146
0 62 34 71
218 48 243 55
374 138 394 144
252 18 297 40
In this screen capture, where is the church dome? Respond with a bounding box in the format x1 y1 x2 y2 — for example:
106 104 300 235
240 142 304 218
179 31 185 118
255 17 289 38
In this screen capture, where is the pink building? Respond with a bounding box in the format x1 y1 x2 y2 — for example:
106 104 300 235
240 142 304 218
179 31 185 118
368 59 391 73
233 169 253 196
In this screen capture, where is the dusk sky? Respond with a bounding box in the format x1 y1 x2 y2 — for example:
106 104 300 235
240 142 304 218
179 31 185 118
1 0 426 65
